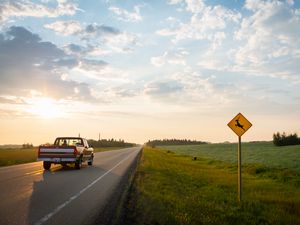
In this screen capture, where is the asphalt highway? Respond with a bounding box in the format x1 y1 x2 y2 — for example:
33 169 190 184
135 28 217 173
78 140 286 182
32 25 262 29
0 147 141 225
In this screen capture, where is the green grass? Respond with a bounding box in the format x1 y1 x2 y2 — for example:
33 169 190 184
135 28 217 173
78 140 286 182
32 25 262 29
125 147 300 225
0 146 126 167
159 142 300 172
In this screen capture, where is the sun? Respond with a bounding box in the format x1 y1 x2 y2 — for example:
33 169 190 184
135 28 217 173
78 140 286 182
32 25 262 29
28 98 64 119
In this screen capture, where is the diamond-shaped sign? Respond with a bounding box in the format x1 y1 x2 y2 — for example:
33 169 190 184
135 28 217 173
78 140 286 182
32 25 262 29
227 113 252 137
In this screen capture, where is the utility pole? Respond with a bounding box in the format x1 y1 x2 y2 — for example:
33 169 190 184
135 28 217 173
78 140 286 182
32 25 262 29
98 133 101 141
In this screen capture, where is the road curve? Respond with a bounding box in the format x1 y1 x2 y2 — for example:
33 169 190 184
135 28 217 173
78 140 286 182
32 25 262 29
0 147 141 225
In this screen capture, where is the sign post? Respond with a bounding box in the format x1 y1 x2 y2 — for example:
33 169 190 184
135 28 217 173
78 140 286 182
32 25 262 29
238 136 241 203
227 113 252 203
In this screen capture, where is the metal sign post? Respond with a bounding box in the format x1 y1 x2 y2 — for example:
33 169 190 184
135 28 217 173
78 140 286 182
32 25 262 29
228 113 252 203
238 136 242 203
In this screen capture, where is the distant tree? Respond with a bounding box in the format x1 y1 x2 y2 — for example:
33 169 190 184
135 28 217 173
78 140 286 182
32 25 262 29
87 138 135 148
22 143 33 149
273 132 300 146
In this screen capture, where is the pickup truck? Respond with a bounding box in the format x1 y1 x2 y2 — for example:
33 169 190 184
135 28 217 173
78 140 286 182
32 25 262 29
38 137 94 170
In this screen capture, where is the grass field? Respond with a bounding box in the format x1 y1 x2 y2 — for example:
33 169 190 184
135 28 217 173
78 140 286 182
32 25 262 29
159 142 300 172
124 146 300 225
0 148 38 167
0 146 126 167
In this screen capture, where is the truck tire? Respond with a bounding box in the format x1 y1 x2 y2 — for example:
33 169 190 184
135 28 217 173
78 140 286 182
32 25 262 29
75 158 82 170
43 161 51 170
88 155 93 166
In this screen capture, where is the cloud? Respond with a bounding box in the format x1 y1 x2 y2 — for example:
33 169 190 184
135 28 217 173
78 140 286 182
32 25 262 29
0 26 96 101
0 96 25 104
142 69 232 107
185 0 206 13
44 20 82 36
45 21 138 54
64 43 112 57
44 21 121 37
79 58 108 71
109 5 143 22
167 0 184 5
232 0 300 81
84 23 120 36
156 2 241 43
144 80 183 97
160 0 300 83
0 0 80 25
151 50 188 67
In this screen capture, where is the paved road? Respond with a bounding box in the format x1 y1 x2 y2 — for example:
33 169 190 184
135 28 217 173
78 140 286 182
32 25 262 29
0 147 141 225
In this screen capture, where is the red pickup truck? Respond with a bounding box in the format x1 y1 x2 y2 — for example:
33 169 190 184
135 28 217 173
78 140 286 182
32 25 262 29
38 137 94 170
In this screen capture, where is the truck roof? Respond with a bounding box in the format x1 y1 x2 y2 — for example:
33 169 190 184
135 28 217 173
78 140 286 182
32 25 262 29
55 137 86 139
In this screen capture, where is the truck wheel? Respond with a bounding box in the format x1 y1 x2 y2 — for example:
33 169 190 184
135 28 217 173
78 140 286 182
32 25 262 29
88 155 93 166
43 161 51 170
75 158 82 170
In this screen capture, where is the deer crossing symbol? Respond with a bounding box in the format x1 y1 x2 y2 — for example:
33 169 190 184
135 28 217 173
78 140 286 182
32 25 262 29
235 117 245 131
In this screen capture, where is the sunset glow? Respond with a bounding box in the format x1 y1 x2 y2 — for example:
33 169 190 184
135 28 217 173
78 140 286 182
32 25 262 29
27 98 65 119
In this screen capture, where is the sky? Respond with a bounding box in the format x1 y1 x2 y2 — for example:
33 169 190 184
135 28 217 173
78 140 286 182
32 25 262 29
0 0 300 145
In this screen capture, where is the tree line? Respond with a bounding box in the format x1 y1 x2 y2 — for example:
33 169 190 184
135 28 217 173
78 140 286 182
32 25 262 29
147 139 207 147
273 132 300 146
88 138 136 148
22 143 33 149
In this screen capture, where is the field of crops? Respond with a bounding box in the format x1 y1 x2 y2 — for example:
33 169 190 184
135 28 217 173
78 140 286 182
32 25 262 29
159 142 300 172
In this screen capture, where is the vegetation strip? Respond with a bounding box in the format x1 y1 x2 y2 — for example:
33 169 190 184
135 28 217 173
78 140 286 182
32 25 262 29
124 147 300 225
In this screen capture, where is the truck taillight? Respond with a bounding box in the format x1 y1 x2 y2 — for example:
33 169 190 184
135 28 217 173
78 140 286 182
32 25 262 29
74 147 78 155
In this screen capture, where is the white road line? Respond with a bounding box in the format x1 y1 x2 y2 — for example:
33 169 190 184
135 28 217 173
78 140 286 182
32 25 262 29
34 149 138 225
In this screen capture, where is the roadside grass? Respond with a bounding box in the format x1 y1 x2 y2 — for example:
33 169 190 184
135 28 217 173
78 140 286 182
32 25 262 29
0 147 126 167
159 142 300 172
0 148 38 167
125 147 300 225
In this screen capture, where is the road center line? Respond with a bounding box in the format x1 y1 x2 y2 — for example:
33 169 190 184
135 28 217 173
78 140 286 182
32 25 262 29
34 149 138 225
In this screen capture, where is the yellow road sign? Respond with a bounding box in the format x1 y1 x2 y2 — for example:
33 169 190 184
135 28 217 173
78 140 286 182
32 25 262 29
227 113 252 137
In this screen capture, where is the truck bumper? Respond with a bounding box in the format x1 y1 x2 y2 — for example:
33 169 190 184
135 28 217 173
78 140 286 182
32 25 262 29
37 158 77 163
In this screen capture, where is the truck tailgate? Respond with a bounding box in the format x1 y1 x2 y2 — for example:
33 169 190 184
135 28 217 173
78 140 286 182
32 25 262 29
38 147 77 162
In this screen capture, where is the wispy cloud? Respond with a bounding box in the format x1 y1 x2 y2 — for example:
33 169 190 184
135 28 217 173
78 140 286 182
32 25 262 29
151 49 188 67
232 0 300 81
44 20 82 36
0 0 80 25
44 20 138 54
109 5 143 22
157 1 241 43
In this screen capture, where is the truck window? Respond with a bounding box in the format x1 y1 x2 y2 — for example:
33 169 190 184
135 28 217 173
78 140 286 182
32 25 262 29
54 138 83 147
83 139 89 148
